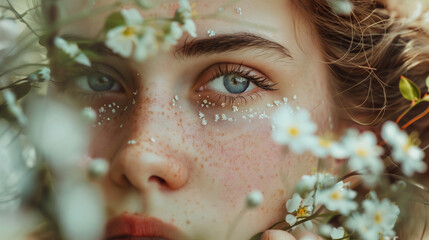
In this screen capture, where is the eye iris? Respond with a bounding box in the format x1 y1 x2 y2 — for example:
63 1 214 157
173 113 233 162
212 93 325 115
223 74 249 94
88 74 115 91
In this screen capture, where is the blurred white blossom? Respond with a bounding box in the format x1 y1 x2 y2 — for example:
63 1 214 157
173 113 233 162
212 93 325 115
346 192 399 240
174 0 197 37
246 190 264 208
295 173 336 194
134 26 157 61
88 158 109 179
28 67 51 82
316 181 357 216
57 182 105 240
381 121 426 176
330 226 345 239
3 89 27 125
25 96 90 172
310 135 347 159
106 8 144 58
341 129 384 185
54 37 91 66
271 106 317 154
328 0 354 16
0 120 34 212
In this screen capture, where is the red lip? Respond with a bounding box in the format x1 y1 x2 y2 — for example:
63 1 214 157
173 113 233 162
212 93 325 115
104 214 183 240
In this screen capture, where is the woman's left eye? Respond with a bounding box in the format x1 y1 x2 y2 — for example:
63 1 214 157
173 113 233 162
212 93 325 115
205 74 256 94
75 73 122 92
197 63 277 101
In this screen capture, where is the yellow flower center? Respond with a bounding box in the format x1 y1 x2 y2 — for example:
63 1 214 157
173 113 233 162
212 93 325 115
122 27 136 37
330 191 343 200
318 138 331 148
288 127 299 137
374 212 383 224
296 206 310 217
357 148 367 157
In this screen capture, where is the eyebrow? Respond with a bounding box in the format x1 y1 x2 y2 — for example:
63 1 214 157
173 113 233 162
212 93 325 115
175 32 293 60
62 32 293 61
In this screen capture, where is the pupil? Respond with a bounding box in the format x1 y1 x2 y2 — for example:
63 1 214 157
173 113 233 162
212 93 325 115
88 74 115 92
223 75 249 94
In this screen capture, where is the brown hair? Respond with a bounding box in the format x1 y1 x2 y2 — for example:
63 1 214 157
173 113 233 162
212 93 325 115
292 0 429 237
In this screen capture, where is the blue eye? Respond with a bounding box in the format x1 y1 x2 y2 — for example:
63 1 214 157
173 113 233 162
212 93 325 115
223 74 250 94
207 74 256 94
75 73 122 92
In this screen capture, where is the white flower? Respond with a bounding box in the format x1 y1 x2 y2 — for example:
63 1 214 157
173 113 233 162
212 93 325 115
174 0 197 37
88 158 109 179
328 0 354 16
295 173 336 194
105 8 144 58
346 192 399 240
381 121 426 176
316 181 357 215
54 37 91 66
161 21 183 50
28 67 51 82
57 182 105 240
271 106 317 154
182 18 197 38
310 135 348 159
246 190 264 208
331 226 345 239
3 89 27 125
26 96 90 172
341 129 384 184
81 107 97 123
285 193 314 229
134 26 157 62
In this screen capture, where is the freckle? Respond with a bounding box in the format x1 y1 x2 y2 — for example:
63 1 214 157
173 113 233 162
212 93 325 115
186 220 190 224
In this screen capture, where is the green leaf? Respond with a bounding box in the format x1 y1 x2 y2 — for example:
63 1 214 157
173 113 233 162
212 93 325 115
423 95 429 102
104 12 125 32
399 76 420 101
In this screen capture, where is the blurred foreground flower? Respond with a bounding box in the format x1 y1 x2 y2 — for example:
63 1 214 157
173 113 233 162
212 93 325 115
382 121 426 176
0 120 35 212
54 37 91 67
25 96 90 173
346 192 399 240
0 16 24 60
57 182 105 240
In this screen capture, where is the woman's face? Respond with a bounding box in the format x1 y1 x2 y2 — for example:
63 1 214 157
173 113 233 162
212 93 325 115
55 0 333 239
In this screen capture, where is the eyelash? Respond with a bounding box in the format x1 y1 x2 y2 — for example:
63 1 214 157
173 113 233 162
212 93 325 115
59 63 278 106
206 63 278 106
60 64 125 101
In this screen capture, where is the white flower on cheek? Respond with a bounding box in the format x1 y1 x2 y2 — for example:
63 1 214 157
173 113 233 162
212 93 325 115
315 181 357 216
341 129 384 183
285 193 314 229
54 37 91 66
105 8 144 58
381 121 427 176
271 106 317 154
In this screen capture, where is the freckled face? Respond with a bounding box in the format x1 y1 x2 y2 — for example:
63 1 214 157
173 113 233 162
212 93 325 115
55 0 333 239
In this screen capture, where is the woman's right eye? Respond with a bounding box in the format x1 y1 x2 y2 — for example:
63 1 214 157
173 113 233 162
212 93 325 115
74 73 123 92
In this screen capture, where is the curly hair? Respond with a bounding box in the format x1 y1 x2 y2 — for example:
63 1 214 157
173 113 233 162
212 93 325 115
292 1 429 237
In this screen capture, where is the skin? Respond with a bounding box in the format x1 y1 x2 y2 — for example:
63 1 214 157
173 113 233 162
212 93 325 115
54 0 338 239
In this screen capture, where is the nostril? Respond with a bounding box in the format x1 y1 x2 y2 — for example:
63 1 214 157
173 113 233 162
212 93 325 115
149 176 166 185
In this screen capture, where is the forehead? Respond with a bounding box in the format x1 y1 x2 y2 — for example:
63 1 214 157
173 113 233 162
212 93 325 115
59 0 300 40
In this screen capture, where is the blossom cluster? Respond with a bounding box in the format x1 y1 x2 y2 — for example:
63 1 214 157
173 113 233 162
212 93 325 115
269 104 427 239
55 0 197 66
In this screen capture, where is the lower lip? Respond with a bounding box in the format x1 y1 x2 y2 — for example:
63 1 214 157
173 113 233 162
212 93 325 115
104 215 179 240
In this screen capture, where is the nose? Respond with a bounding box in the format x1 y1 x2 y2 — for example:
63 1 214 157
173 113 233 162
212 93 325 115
108 83 190 192
110 145 189 191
